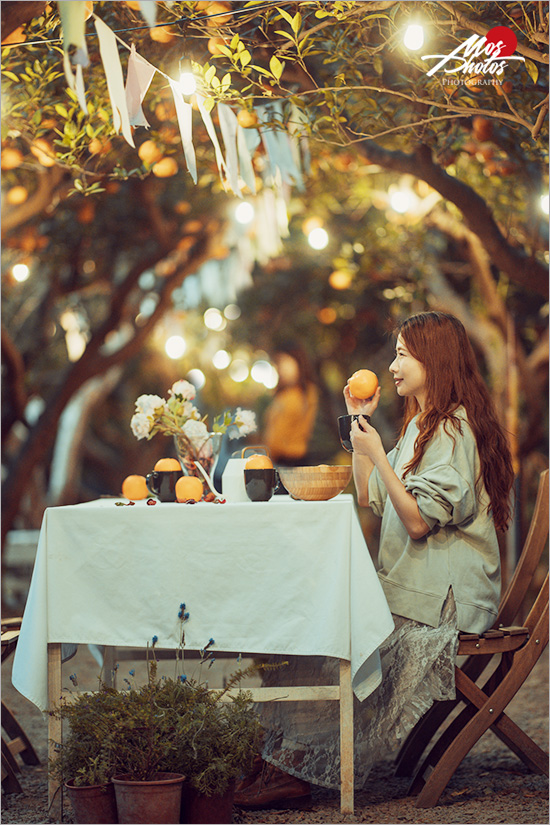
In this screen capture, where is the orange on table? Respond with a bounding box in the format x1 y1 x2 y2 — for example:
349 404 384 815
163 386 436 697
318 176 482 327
245 454 274 470
348 369 379 400
122 474 148 500
154 457 182 471
176 476 204 502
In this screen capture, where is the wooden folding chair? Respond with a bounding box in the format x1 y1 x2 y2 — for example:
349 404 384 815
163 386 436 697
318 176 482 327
1 618 41 794
395 468 549 807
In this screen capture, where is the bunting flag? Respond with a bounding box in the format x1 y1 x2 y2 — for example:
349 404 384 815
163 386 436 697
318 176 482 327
256 102 303 189
58 1 89 67
137 1 157 28
63 52 88 115
125 45 156 127
236 124 257 195
55 11 309 198
94 17 135 147
168 79 197 184
217 103 241 198
195 94 228 191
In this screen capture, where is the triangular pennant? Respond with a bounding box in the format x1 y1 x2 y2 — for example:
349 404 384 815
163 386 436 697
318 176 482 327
58 0 89 67
168 79 197 184
195 94 228 189
217 103 241 197
125 45 156 128
236 123 257 195
138 1 157 28
94 17 135 147
63 52 87 115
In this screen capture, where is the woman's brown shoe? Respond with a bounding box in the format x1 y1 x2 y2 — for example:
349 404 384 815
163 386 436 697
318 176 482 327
234 762 311 810
234 753 264 794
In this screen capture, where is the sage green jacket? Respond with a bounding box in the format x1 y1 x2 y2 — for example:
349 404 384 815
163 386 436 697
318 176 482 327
369 408 500 634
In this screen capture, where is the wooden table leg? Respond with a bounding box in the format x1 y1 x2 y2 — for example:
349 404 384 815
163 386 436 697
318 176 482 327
47 643 63 823
339 659 354 814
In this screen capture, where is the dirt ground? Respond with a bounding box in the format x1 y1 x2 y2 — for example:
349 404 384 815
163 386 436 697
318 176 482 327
1 645 548 825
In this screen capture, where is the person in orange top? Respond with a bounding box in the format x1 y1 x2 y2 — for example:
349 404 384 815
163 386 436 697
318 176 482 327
263 344 319 467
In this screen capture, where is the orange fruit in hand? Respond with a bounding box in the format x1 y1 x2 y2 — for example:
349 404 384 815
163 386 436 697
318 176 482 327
245 454 274 470
176 476 204 502
154 457 182 471
122 474 148 500
348 369 379 400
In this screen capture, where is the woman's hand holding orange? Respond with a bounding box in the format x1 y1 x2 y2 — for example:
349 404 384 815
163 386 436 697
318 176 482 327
343 383 381 416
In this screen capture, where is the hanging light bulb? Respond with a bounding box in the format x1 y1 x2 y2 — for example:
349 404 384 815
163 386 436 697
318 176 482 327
179 57 197 96
403 24 424 51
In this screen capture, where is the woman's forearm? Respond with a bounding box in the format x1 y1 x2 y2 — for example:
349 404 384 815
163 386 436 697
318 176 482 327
352 452 375 507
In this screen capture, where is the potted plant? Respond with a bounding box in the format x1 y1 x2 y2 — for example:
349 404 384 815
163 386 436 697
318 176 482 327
50 687 120 824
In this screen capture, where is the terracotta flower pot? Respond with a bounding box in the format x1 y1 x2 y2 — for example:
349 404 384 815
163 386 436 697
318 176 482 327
112 772 185 824
181 780 235 824
65 779 118 824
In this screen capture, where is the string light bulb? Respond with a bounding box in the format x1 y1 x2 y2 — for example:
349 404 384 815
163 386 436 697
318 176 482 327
403 24 424 50
178 57 197 96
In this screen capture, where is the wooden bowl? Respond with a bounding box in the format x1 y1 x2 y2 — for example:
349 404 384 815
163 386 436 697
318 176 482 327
278 465 352 501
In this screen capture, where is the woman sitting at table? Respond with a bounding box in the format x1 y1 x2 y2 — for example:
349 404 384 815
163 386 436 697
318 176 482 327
235 311 514 809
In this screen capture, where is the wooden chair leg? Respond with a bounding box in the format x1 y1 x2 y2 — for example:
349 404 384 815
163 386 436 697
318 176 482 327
2 751 23 794
413 608 548 807
1 736 21 775
1 702 40 766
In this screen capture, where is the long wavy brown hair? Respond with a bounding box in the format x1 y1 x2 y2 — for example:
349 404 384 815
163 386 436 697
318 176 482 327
396 312 514 532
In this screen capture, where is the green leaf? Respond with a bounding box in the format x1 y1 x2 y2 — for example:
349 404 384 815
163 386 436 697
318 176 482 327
221 72 231 89
239 49 251 67
55 104 69 118
73 178 84 191
291 12 302 33
275 30 295 41
269 55 283 81
2 70 19 82
202 96 215 113
216 44 232 58
276 6 294 26
250 64 271 76
525 59 539 84
205 65 216 84
230 33 240 50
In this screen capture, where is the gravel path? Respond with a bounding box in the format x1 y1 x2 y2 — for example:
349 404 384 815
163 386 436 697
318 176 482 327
2 647 548 824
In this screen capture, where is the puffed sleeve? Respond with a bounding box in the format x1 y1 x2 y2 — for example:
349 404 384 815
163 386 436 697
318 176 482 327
368 445 399 518
404 464 475 530
404 419 477 530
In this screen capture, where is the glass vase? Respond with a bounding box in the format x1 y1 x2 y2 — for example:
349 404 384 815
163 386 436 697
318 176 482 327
174 432 223 494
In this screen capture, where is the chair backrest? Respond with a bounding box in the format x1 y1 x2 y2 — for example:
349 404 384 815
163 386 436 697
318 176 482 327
497 469 549 629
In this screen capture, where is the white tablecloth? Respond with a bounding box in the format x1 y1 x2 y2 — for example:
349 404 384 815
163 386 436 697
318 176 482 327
12 495 394 711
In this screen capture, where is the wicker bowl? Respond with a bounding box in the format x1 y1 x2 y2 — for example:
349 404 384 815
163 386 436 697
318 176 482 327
278 465 353 501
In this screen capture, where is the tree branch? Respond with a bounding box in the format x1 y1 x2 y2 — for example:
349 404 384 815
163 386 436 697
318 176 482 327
356 141 548 297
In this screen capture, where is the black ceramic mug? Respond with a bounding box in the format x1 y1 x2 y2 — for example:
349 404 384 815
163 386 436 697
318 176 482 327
338 414 370 453
244 468 280 502
145 470 183 502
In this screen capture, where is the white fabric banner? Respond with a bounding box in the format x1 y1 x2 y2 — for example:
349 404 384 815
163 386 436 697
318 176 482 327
125 45 156 128
217 103 241 197
94 17 135 147
168 79 197 183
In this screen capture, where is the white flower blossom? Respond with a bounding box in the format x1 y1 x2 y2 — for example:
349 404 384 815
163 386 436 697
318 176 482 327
130 412 152 440
135 394 165 416
169 380 196 401
232 407 257 438
182 418 209 448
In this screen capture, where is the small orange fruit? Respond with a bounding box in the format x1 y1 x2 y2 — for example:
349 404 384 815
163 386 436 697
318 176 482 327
152 157 178 177
122 474 148 500
176 476 204 502
154 457 182 471
138 140 163 165
150 25 175 43
1 147 24 169
245 454 274 470
237 109 258 128
348 369 379 400
6 186 28 205
30 138 56 167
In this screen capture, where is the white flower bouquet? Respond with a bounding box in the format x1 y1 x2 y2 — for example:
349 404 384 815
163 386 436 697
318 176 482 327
130 380 257 480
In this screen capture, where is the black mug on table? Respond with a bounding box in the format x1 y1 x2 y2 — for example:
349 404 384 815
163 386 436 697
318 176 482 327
244 468 280 501
146 470 182 502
